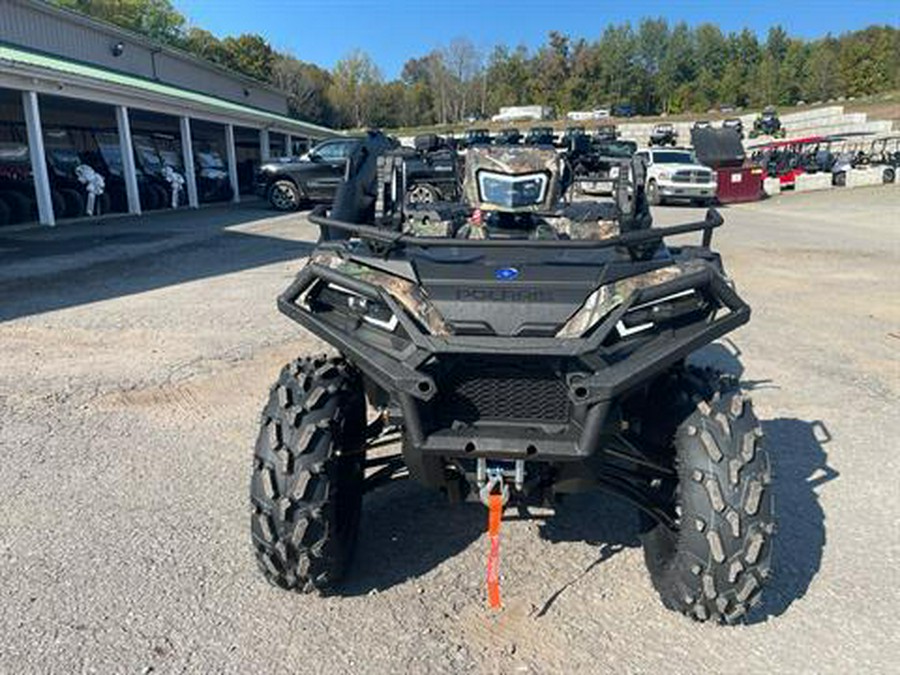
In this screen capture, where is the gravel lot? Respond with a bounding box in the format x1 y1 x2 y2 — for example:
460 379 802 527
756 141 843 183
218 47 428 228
1 186 898 673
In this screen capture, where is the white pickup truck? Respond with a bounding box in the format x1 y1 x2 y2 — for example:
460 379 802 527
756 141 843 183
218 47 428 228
635 148 717 206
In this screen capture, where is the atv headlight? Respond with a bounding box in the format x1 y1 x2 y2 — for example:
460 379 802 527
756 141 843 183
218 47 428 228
307 252 451 336
315 283 399 332
478 170 548 209
556 265 690 338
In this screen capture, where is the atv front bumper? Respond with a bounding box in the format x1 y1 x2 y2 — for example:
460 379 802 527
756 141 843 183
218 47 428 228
278 258 749 463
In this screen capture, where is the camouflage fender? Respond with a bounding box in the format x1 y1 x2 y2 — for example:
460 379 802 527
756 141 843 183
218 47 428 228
309 251 451 336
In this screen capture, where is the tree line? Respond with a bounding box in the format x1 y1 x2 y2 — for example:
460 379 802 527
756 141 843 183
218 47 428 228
53 2 900 130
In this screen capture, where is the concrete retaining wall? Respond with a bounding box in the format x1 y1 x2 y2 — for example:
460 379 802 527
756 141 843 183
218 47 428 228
846 167 889 188
762 177 781 196
794 172 833 192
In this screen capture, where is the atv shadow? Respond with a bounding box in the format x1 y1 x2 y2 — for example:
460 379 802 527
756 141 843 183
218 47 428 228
341 481 642 599
533 492 642 616
342 341 837 620
692 341 838 624
750 417 836 623
339 480 484 596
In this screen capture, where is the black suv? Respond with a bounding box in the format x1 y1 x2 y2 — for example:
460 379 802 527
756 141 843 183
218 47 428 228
256 135 394 211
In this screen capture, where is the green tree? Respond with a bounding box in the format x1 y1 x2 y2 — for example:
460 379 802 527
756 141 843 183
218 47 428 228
484 45 532 113
329 50 382 128
271 55 336 126
220 34 275 83
54 0 186 43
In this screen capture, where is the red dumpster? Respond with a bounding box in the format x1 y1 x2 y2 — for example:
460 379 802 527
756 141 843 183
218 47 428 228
715 165 765 203
691 127 764 203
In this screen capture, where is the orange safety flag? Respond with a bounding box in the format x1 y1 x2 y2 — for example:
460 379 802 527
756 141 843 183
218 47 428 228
486 492 503 609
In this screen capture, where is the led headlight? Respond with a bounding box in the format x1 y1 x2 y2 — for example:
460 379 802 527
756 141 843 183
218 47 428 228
307 252 451 336
556 265 688 338
478 170 548 209
315 283 399 332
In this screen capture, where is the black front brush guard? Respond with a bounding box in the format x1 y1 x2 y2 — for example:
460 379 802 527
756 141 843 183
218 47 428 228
278 257 748 465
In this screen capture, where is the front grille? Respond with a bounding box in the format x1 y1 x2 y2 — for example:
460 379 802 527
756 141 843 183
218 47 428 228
672 170 713 184
433 360 570 425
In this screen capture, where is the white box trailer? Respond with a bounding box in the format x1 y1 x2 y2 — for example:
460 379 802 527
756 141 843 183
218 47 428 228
566 109 611 121
491 105 553 123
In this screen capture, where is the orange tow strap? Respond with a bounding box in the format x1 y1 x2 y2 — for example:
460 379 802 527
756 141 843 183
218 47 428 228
486 492 503 609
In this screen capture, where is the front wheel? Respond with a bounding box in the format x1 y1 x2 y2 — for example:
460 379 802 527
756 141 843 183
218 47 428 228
642 371 775 623
268 180 302 211
647 179 662 206
250 355 366 592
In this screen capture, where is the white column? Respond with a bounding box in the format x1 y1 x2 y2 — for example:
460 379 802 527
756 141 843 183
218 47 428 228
225 124 240 204
21 91 54 226
259 129 270 162
285 133 293 157
115 105 141 215
179 116 199 208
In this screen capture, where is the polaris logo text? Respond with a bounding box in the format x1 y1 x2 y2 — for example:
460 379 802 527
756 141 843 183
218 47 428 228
456 287 551 303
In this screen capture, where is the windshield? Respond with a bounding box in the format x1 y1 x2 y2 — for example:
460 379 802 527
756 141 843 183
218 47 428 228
196 151 225 169
47 147 82 170
597 140 637 158
95 133 124 175
652 151 695 164
134 137 162 170
158 149 183 169
0 142 30 164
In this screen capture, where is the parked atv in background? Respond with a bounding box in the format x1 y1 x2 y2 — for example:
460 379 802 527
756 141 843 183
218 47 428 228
748 107 786 139
649 123 678 147
594 123 619 142
0 139 35 226
494 128 523 145
192 146 234 203
524 126 556 146
463 128 492 148
569 136 637 195
0 121 111 222
398 134 462 205
560 125 587 149
250 131 776 624
722 118 744 139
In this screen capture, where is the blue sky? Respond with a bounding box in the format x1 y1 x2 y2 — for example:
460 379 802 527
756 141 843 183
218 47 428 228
176 0 900 78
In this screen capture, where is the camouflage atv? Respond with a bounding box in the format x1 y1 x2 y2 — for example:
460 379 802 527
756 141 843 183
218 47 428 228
250 134 775 623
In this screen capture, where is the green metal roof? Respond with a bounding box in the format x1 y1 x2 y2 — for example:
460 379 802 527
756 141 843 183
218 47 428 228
0 43 337 137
